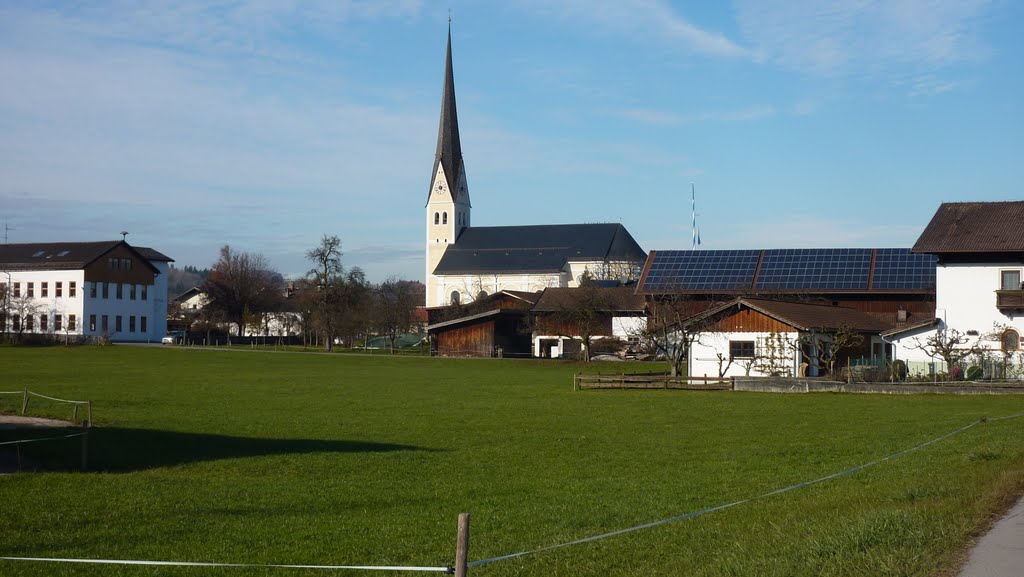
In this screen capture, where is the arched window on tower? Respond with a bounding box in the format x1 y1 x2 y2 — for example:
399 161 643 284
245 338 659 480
434 212 439 225
443 212 448 225
450 291 460 305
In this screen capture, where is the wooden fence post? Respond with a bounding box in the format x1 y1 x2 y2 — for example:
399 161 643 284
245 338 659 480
454 512 470 577
80 421 89 471
21 388 28 415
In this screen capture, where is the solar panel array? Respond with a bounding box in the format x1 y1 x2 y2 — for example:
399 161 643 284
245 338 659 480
872 249 937 290
757 248 872 290
639 248 936 293
641 250 760 292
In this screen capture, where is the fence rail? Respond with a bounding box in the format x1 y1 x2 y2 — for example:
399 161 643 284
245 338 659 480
0 390 92 426
574 373 733 391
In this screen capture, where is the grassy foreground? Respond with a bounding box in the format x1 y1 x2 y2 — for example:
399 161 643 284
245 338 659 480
2 346 1024 577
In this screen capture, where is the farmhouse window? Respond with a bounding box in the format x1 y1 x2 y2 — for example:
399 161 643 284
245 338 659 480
1003 329 1021 353
55 315 62 332
1001 270 1022 290
730 340 756 359
101 315 108 333
89 315 96 332
40 314 47 332
25 315 34 331
130 284 136 300
90 283 97 298
56 281 62 297
102 282 109 299
69 315 76 331
129 316 136 332
116 283 123 299
27 282 34 298
41 282 48 298
141 285 148 300
69 281 76 297
115 316 123 332
140 316 147 333
12 315 20 332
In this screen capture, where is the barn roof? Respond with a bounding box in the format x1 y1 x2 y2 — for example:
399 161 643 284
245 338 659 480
0 240 170 272
913 201 1024 254
685 298 891 333
637 248 935 294
433 223 646 275
532 286 646 313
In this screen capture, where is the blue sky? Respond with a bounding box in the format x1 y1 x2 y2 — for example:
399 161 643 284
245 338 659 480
1 1 1021 282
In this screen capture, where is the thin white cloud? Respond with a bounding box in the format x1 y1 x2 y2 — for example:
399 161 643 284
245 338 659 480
734 0 992 81
518 0 750 58
614 104 776 126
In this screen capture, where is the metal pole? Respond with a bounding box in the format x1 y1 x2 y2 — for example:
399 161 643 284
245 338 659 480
454 512 470 577
80 422 89 471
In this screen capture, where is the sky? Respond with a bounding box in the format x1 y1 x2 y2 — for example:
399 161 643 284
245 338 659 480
1 1 1022 282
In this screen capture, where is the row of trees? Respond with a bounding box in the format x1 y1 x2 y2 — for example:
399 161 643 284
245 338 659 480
192 237 423 351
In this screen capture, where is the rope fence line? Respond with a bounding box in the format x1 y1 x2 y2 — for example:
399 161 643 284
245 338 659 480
2 413 1022 574
0 557 453 573
1 389 94 425
0 431 87 447
468 413 1019 568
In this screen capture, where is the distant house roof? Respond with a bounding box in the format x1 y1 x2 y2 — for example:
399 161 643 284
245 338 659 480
913 201 1024 254
433 223 646 275
879 317 940 338
686 298 892 333
0 240 170 273
532 286 646 313
173 286 205 304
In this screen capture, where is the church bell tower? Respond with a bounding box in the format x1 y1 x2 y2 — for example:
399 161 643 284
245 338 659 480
425 25 471 307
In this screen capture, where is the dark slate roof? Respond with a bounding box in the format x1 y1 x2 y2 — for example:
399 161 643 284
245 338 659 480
686 298 891 333
532 286 646 313
433 223 646 275
913 201 1024 254
428 26 465 205
0 241 168 272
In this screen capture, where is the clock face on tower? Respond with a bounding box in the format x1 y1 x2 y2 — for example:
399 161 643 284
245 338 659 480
437 182 447 195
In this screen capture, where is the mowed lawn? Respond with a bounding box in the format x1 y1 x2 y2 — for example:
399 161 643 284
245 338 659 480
2 347 1024 577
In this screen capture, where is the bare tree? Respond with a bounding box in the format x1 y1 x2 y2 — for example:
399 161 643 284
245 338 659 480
912 327 981 375
534 273 619 362
202 246 283 338
641 295 716 377
305 235 345 351
797 325 865 377
374 278 422 353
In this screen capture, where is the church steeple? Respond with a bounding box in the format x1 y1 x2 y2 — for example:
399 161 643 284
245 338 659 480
429 24 464 205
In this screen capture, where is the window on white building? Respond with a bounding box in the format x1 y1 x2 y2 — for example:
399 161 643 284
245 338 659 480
729 340 755 360
69 315 76 331
41 282 48 298
1003 329 1021 353
450 291 460 305
69 281 76 297
1001 270 1022 290
56 281 63 297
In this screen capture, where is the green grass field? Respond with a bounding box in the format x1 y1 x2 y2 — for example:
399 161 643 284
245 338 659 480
2 346 1024 577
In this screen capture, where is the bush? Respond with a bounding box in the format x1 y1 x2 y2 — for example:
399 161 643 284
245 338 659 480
948 365 964 381
966 365 983 381
890 360 908 382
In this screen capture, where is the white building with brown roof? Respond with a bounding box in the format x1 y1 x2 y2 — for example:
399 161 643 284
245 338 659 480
0 240 172 342
886 201 1024 375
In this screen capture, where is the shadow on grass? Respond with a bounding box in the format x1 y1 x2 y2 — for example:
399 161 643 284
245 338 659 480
4 427 432 473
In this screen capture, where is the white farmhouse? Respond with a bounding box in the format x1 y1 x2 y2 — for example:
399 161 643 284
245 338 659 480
684 298 890 379
0 240 172 342
887 201 1024 375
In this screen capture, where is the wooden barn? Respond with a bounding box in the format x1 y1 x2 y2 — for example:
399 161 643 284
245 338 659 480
427 291 538 357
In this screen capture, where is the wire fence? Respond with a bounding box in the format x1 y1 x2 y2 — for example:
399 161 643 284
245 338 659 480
3 411 1022 574
0 389 92 425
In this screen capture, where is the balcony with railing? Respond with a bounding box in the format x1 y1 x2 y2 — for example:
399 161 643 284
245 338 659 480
996 290 1024 311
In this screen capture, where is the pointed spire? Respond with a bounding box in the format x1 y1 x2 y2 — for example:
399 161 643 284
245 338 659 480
430 23 464 203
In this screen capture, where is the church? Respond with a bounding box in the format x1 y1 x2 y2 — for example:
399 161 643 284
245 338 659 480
423 28 647 308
